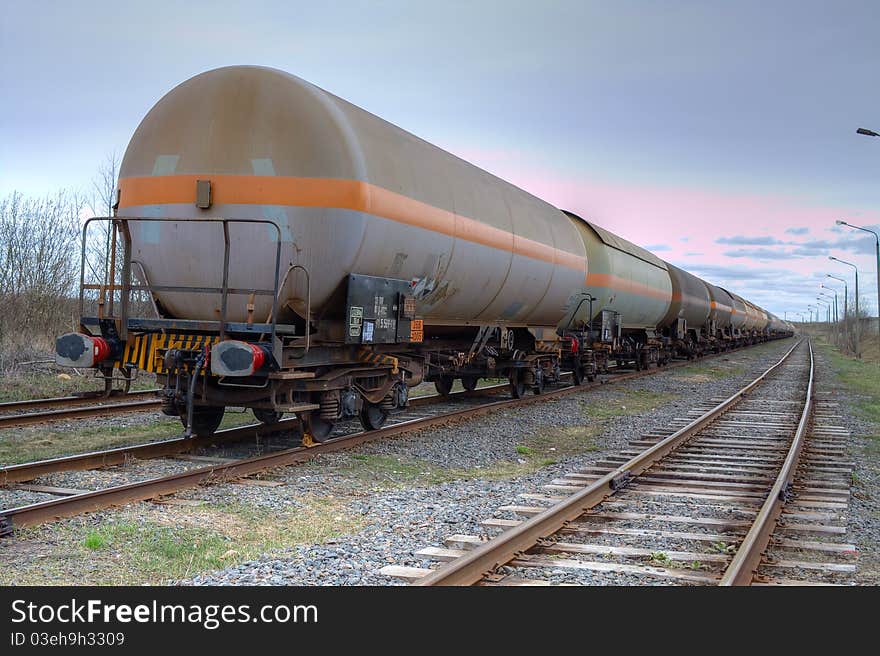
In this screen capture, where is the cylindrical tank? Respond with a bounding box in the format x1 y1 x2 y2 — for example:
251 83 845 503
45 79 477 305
706 283 734 330
563 213 672 330
660 263 711 331
725 290 748 331
117 66 588 327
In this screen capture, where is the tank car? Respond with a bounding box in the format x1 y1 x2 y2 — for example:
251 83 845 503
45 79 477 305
54 65 789 439
658 263 712 357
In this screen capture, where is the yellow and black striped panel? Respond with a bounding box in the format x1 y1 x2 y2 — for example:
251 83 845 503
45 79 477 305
356 348 399 374
120 333 220 374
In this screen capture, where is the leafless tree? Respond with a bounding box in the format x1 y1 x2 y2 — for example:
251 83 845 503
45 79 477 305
0 190 83 368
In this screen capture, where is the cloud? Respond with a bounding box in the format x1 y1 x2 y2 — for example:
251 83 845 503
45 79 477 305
682 251 704 257
785 227 809 236
723 248 799 260
716 235 785 246
792 247 827 257
644 243 671 251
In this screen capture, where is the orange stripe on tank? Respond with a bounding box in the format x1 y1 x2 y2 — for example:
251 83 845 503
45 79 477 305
585 273 671 302
118 175 587 273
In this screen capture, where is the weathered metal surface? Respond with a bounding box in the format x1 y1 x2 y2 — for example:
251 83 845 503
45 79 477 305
116 66 588 328
565 212 672 330
660 262 711 331
706 282 735 330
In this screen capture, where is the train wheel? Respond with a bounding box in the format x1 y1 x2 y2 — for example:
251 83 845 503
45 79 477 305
509 372 526 399
434 377 454 396
183 406 225 438
533 368 545 395
303 414 334 443
359 402 388 431
461 376 479 392
253 408 283 425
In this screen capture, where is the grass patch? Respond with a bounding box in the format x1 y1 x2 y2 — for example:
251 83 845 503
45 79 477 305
580 389 678 421
83 532 107 550
673 360 746 382
817 339 880 427
2 496 363 585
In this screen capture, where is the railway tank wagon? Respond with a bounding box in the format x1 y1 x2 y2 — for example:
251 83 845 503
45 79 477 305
658 262 712 357
705 283 735 346
54 65 793 439
561 213 673 369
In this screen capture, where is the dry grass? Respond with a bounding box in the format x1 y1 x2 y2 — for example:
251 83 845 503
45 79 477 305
0 496 363 585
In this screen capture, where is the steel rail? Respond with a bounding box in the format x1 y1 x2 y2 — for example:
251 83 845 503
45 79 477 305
0 348 752 530
0 389 160 414
0 400 163 429
414 339 803 586
0 351 733 487
718 340 814 586
0 383 510 485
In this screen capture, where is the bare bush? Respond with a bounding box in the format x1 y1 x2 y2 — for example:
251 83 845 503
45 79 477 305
0 190 84 368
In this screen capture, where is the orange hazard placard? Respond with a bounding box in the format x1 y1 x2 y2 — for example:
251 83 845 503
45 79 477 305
410 319 424 342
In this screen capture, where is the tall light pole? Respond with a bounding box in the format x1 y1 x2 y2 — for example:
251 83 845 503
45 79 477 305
817 299 830 324
820 286 839 323
837 219 880 345
807 305 816 324
827 274 848 319
819 292 836 322
820 284 840 344
830 255 860 358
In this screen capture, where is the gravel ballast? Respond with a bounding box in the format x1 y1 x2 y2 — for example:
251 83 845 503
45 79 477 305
182 339 806 585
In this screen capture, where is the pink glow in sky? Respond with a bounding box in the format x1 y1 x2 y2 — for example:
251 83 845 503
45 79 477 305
445 145 880 318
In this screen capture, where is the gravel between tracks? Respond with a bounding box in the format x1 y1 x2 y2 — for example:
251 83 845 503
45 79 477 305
180 339 801 586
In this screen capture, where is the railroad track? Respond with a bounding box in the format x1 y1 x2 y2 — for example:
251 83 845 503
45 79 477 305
0 389 162 428
381 339 857 586
0 345 762 536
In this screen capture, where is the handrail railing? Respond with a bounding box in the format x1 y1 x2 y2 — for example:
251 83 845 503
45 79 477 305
80 216 284 346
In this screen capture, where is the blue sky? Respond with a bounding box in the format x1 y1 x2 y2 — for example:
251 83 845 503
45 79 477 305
2 0 879 317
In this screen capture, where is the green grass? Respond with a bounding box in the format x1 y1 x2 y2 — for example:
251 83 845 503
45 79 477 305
2 497 363 585
83 532 106 550
819 342 880 427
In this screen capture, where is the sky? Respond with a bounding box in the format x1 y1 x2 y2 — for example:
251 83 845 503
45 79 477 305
1 0 879 319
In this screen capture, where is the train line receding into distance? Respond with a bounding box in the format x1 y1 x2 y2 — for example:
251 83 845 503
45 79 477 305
0 345 759 535
380 339 857 586
0 389 162 429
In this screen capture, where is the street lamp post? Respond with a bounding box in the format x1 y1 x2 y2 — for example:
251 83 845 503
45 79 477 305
837 219 880 346
817 299 830 324
830 256 860 358
827 273 849 348
819 291 836 319
820 285 840 343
